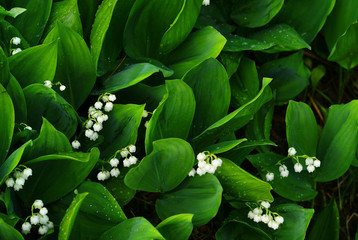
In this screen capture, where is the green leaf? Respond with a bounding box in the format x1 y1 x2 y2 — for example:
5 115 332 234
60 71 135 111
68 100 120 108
273 0 335 43
270 204 314 240
125 138 195 192
216 220 271 240
230 57 260 107
44 22 96 109
316 100 358 182
77 0 101 41
17 148 99 204
286 101 318 156
192 78 272 150
99 104 144 158
324 0 358 51
328 21 358 69
223 35 275 52
0 217 24 240
156 214 194 240
249 24 311 53
247 153 317 201
99 217 165 240
164 26 227 78
44 0 83 37
52 181 127 240
145 80 195 154
156 174 223 226
307 198 339 240
0 20 29 54
8 41 58 88
90 0 119 73
7 8 27 18
0 46 9 87
123 0 201 59
9 0 52 45
219 52 242 79
259 52 310 103
97 0 135 76
22 118 72 161
231 0 284 28
203 139 247 154
183 58 230 138
0 141 32 186
159 0 202 54
0 83 14 165
94 63 173 94
59 192 88 240
5 75 27 123
215 158 273 202
23 84 78 138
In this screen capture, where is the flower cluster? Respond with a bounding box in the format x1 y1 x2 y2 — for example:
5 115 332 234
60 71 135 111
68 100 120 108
97 144 138 181
43 80 66 91
247 201 284 230
189 151 222 177
142 109 153 128
22 200 54 235
84 93 116 142
5 167 32 191
10 37 22 55
265 147 321 181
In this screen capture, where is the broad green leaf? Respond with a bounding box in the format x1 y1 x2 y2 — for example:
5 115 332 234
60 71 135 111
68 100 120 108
125 138 195 192
90 0 119 73
0 217 24 240
223 35 275 52
259 52 310 103
203 139 247 154
247 153 317 201
307 198 339 240
156 214 194 240
94 63 173 94
99 217 165 240
159 0 202 54
99 104 144 158
0 46 9 87
328 22 358 69
230 57 260 107
123 0 201 59
44 22 96 109
0 141 32 186
156 174 223 226
219 52 242 79
97 1 135 75
23 84 78 138
269 204 314 240
249 24 311 53
183 58 230 138
192 78 272 150
9 0 52 45
324 0 358 50
8 41 58 88
286 101 318 156
5 75 26 123
273 0 335 43
78 0 101 41
0 6 26 18
231 0 284 28
17 148 99 205
22 118 71 161
44 0 83 37
0 83 14 165
316 100 358 182
164 26 226 78
215 158 273 202
52 181 127 240
216 220 271 240
145 80 195 154
59 192 88 240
